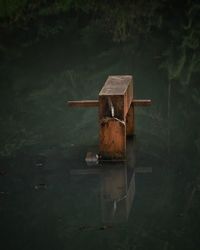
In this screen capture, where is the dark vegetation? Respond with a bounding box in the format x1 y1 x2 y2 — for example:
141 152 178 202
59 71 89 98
0 0 199 157
0 1 200 249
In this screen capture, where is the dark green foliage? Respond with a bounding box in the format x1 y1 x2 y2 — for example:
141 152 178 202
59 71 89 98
0 0 199 159
0 3 200 250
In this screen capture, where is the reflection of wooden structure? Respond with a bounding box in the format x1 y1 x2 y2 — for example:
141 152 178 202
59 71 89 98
68 75 151 160
70 138 152 223
100 166 135 223
70 163 152 224
99 76 133 159
70 164 135 223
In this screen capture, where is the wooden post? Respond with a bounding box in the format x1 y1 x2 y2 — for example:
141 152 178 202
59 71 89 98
99 75 133 159
67 74 152 161
99 117 126 159
126 103 135 136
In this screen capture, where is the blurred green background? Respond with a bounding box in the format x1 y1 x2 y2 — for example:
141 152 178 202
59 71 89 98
0 1 200 250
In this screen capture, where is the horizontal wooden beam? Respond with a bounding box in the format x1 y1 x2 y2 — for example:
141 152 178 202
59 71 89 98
68 100 99 107
133 99 152 106
67 99 151 107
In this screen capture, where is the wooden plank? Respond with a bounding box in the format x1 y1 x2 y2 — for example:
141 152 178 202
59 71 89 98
99 75 133 159
68 100 99 107
99 95 125 120
99 117 126 159
99 75 133 121
124 80 134 118
67 99 151 108
133 99 151 106
99 75 133 96
126 104 135 136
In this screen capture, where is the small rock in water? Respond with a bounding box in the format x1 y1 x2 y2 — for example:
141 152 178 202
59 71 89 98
85 152 99 166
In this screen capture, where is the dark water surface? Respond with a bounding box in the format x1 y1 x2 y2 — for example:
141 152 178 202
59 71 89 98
0 34 199 250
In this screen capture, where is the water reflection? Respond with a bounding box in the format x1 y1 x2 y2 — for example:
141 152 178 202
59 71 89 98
100 164 135 223
70 138 151 224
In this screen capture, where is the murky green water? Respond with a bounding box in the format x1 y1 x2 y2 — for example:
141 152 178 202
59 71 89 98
0 32 199 250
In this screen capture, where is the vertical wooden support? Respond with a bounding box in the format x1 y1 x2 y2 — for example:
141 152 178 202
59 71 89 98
99 75 133 159
126 104 135 136
99 118 126 159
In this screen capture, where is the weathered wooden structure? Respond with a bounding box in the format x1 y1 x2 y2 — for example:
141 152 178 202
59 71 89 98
68 75 151 160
